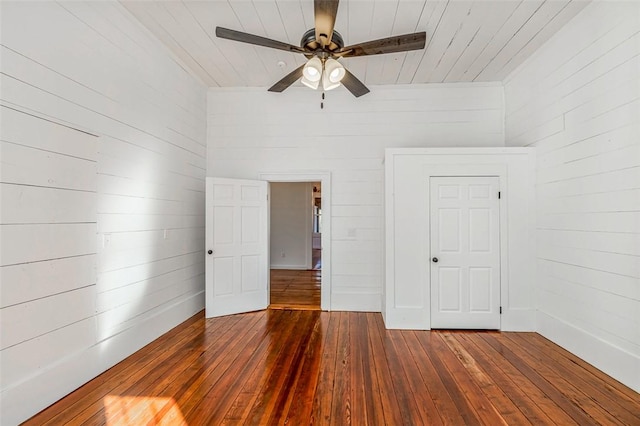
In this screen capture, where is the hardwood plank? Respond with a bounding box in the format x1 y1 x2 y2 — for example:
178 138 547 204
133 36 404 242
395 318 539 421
348 313 370 424
329 312 351 424
403 331 467 424
507 333 640 424
269 268 321 310
451 332 558 425
175 312 267 422
257 311 318 424
385 327 443 425
465 332 578 425
242 311 315 425
25 311 640 425
415 331 484 426
529 333 640 407
495 332 626 425
352 313 384 424
440 331 533 425
428 332 508 425
480 332 603 425
219 310 299 424
282 311 329 424
157 313 270 423
365 313 405 425
374 316 432 424
77 314 247 425
192 310 293 424
309 311 339 424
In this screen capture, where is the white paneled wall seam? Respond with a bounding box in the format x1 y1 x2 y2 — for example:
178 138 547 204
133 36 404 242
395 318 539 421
504 0 640 393
0 1 207 424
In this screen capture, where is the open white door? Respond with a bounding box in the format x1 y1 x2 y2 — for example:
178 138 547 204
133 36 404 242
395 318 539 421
430 176 501 329
206 177 268 318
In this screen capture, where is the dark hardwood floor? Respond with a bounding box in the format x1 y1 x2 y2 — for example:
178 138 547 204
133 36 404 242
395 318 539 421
25 310 640 425
270 269 321 310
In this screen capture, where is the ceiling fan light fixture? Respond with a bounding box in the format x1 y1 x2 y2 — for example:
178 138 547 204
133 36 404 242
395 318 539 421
216 0 426 97
301 75 320 90
303 57 322 82
325 58 345 83
322 71 341 91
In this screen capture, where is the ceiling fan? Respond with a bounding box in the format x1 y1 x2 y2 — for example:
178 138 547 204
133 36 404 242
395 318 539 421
215 0 426 97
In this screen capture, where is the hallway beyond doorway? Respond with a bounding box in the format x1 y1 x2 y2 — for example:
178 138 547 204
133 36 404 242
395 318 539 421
312 249 321 270
270 269 321 310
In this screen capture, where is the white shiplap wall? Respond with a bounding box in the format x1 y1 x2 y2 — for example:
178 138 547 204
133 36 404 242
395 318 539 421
504 1 640 392
0 2 207 424
208 83 504 311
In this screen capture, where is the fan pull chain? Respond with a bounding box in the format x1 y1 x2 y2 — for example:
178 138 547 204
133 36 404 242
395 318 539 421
321 92 325 109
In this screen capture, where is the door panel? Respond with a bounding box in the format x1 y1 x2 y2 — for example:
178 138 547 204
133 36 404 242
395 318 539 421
206 177 268 317
469 208 491 252
439 209 461 252
213 207 233 244
439 267 461 311
213 257 234 296
241 255 259 291
469 267 491 311
430 176 500 329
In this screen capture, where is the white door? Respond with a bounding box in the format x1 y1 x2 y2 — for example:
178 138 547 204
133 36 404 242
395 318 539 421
430 177 501 329
206 177 268 318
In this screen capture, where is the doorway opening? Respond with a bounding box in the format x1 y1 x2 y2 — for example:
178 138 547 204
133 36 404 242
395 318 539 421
269 182 321 310
259 171 331 311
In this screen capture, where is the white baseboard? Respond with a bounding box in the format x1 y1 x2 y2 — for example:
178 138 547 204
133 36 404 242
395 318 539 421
330 292 381 312
502 308 535 331
0 291 205 425
537 310 640 393
381 307 535 331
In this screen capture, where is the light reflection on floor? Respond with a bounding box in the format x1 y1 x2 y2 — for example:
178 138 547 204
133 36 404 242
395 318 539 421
103 395 187 425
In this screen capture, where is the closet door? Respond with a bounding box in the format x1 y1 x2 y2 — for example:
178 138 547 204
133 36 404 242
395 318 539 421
430 177 501 329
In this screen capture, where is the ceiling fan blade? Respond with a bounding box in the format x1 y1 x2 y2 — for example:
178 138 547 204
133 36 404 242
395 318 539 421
268 64 306 93
336 32 427 57
216 27 307 54
314 0 339 48
341 69 370 98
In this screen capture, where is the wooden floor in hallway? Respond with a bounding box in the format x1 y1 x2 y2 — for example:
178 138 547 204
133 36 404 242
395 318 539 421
270 268 321 310
24 310 640 425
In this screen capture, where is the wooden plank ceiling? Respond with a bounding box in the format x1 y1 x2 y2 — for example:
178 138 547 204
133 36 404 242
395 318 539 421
121 0 590 88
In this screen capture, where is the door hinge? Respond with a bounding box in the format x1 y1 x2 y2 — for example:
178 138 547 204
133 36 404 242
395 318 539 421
499 306 503 314
498 191 501 199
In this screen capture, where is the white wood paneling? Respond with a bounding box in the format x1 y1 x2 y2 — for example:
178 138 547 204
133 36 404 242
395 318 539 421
207 83 504 311
1 184 97 225
504 0 640 393
0 2 207 424
121 0 588 89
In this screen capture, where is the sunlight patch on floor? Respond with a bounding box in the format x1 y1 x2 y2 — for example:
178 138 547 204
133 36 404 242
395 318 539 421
104 395 187 425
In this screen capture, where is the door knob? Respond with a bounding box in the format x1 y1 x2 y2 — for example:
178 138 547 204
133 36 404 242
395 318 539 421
208 250 213 255
432 257 438 263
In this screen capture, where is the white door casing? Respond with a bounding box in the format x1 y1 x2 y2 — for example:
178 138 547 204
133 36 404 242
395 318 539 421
430 176 501 329
206 177 268 317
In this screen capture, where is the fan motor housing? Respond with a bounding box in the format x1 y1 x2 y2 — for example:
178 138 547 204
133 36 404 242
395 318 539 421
301 28 344 58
